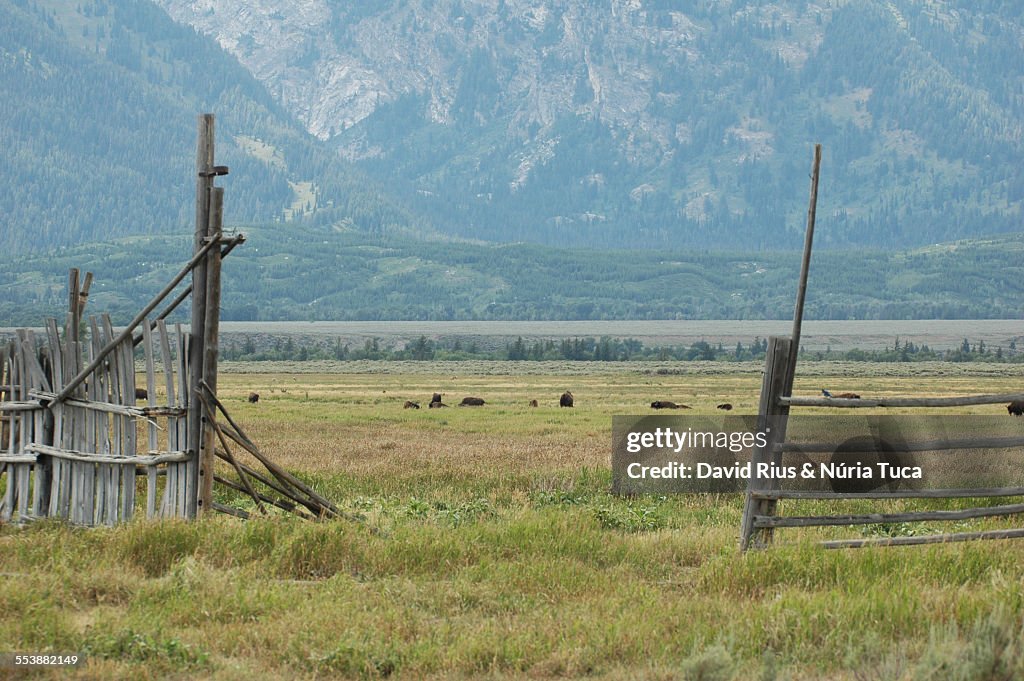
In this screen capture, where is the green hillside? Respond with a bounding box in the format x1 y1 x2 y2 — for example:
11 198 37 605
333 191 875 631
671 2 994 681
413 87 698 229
325 0 1023 250
2 229 1022 326
1 0 1021 265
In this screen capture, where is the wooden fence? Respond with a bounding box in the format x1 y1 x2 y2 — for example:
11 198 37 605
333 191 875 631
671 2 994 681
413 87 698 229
739 336 1024 550
738 144 1024 550
0 317 193 524
0 113 342 526
0 113 236 526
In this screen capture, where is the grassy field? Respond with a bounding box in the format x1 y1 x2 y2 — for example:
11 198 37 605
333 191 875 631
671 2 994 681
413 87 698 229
3 361 1024 679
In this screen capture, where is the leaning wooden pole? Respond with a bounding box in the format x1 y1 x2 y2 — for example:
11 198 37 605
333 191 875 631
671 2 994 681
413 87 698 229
786 143 822 395
51 236 221 404
131 234 245 348
187 113 215 519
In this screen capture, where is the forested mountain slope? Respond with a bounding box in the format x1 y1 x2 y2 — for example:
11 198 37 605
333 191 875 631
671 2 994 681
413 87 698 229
0 0 422 254
154 0 1024 249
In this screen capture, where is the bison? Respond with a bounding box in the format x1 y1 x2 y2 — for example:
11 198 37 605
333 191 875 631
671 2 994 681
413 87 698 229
459 397 486 406
716 403 733 411
403 401 420 409
529 399 539 408
1008 401 1024 416
248 392 260 403
559 391 574 408
135 387 149 401
429 400 448 408
651 401 690 410
431 393 443 404
822 389 861 399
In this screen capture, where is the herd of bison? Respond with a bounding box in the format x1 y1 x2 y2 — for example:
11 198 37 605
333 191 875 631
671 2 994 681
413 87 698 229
3 390 1023 449
236 388 1024 416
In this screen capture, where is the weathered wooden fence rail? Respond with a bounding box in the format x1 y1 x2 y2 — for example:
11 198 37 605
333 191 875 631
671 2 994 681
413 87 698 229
781 393 1024 408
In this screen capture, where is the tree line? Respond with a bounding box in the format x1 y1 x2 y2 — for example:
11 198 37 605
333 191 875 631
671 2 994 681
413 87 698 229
219 335 1024 364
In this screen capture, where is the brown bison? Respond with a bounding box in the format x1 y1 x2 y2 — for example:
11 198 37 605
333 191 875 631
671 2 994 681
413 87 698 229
529 399 539 408
429 401 448 408
559 391 574 408
651 401 690 410
403 401 420 409
459 397 486 406
1008 401 1024 416
248 392 260 403
822 389 860 399
135 387 149 401
716 403 733 411
431 393 443 404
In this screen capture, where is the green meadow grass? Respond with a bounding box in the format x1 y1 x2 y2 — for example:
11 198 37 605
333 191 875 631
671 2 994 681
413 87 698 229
2 362 1024 679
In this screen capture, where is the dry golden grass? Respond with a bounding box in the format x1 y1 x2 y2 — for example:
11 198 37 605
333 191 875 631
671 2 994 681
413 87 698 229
208 362 1024 478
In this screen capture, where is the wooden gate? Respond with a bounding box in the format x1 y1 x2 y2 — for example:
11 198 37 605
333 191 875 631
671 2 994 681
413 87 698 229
0 317 194 524
0 113 239 525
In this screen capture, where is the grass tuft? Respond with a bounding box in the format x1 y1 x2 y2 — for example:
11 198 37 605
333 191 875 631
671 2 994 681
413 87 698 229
82 627 209 671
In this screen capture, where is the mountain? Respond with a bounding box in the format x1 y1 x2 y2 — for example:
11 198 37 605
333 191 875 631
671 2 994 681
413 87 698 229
151 0 1024 250
3 0 1021 261
0 0 424 254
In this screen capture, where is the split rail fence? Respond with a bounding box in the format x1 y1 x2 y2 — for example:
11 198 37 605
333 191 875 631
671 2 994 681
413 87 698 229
739 336 1024 550
739 144 1024 550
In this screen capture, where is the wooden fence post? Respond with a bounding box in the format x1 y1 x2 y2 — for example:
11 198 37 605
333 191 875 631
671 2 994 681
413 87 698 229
787 143 822 388
66 269 80 343
740 336 793 551
187 113 215 519
198 187 224 514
